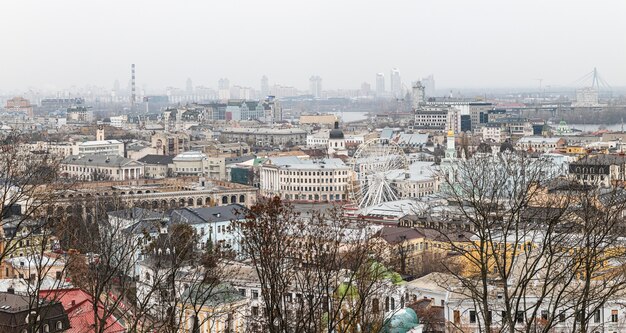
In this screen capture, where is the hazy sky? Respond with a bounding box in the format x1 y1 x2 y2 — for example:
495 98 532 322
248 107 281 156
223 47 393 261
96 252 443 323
1 0 624 92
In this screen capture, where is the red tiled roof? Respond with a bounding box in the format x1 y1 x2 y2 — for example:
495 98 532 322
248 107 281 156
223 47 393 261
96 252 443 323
39 289 125 333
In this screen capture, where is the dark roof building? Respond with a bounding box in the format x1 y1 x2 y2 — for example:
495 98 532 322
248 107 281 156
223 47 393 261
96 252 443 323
138 155 174 165
0 291 70 333
169 204 246 225
329 121 344 140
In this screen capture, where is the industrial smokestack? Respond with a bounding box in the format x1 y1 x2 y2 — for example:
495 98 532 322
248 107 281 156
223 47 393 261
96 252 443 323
131 64 136 111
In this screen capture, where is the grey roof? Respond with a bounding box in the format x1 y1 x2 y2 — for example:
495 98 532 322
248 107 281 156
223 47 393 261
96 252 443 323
61 154 142 167
108 207 164 221
180 283 246 307
571 154 626 166
138 154 174 165
170 204 246 225
268 156 348 169
225 155 255 165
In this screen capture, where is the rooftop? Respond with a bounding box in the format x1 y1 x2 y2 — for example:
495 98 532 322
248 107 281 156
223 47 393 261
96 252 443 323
62 154 141 167
221 127 306 135
170 204 246 225
138 154 174 165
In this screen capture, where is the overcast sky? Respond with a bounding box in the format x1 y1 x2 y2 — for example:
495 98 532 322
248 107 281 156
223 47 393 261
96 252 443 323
1 0 624 92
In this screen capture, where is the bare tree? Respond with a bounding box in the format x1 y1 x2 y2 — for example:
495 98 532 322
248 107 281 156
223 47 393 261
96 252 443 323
235 197 402 333
433 152 626 333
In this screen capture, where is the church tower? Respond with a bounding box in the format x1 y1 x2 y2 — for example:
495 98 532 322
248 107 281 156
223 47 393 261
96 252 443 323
96 125 105 141
445 129 457 159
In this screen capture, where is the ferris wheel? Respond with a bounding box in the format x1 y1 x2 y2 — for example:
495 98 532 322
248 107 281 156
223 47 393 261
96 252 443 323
349 138 409 208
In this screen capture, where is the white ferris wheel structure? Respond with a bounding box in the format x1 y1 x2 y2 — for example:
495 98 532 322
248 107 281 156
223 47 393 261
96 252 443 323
349 138 409 208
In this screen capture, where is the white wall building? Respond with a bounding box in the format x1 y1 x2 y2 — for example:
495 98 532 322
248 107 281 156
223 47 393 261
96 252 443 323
260 156 351 202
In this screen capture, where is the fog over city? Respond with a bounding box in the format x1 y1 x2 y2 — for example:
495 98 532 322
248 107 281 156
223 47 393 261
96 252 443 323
1 0 625 92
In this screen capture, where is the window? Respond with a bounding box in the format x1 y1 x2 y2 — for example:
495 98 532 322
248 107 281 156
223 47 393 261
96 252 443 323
372 298 380 313
469 310 477 323
56 321 63 330
516 311 524 324
252 290 259 299
611 310 618 322
559 312 566 322
541 310 548 321
44 324 49 332
238 288 246 297
453 310 460 325
252 306 259 316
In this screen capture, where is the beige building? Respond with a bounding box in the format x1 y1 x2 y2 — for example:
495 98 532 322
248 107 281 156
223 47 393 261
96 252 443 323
61 154 145 181
151 132 190 156
516 136 566 152
480 123 505 143
299 114 338 127
4 96 33 118
47 177 258 210
173 151 227 180
138 155 174 179
260 156 350 202
219 127 307 146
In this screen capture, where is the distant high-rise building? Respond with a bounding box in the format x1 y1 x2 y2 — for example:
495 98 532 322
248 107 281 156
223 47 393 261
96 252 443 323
422 74 435 96
390 68 401 97
309 76 322 98
218 78 230 90
260 75 269 98
186 78 193 94
376 73 385 96
113 80 120 93
411 81 425 110
218 78 230 100
360 82 371 96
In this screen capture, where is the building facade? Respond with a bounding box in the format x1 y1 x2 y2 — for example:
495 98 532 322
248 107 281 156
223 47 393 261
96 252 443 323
260 156 350 202
60 154 144 181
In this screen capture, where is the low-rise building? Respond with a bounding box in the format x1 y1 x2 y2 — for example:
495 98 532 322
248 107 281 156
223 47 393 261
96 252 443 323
72 140 124 156
138 154 174 179
479 123 505 143
0 291 70 333
169 204 246 255
259 156 350 202
60 154 145 181
568 155 626 187
516 136 566 153
219 127 307 146
172 151 226 180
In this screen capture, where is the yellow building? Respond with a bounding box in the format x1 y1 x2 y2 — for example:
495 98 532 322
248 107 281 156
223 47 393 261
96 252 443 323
177 283 249 333
566 145 587 155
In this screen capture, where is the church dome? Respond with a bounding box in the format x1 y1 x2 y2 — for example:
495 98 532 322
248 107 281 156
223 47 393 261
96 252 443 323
329 121 344 139
383 307 420 333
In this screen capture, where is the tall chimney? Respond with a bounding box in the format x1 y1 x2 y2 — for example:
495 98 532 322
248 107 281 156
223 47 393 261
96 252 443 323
131 64 136 112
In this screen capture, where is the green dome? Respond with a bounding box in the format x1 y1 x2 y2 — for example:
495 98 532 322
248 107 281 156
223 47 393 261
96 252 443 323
383 308 420 333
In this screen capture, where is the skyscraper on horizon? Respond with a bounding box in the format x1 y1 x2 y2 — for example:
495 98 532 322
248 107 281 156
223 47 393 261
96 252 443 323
260 75 269 98
186 78 193 94
376 73 385 96
390 68 401 98
218 78 230 100
309 75 322 98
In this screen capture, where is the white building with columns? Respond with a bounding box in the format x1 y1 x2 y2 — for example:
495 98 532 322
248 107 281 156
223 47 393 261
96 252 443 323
259 156 351 202
60 154 145 181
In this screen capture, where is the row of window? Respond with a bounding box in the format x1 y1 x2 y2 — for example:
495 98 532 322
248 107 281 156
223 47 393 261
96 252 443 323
280 186 345 192
283 193 346 201
280 177 347 184
21 321 64 333
460 309 620 325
